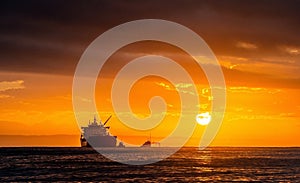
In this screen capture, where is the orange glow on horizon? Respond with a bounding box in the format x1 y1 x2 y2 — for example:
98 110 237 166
0 41 299 147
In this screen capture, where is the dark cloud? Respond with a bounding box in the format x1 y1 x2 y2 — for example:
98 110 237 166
0 0 300 79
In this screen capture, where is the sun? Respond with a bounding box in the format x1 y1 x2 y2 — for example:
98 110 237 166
196 112 211 125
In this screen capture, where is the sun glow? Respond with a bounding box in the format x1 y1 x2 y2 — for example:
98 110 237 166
196 112 211 125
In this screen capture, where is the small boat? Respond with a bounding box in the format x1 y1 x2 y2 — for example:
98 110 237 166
141 140 151 147
118 141 125 148
141 133 161 147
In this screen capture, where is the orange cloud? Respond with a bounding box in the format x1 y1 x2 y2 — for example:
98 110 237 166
0 94 11 99
236 41 258 50
280 45 300 55
0 80 25 92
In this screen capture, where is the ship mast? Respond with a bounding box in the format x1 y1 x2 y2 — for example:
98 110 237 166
93 115 97 125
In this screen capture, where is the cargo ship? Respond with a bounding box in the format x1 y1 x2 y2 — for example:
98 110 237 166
80 115 117 147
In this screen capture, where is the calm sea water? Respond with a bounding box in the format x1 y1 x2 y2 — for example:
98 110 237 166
0 147 299 182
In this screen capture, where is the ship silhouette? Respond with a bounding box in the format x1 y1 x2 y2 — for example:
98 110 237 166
141 133 160 147
80 115 120 147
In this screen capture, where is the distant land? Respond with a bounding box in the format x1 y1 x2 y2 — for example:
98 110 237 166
0 135 80 147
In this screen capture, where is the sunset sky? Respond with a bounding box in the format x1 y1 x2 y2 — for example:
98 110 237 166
0 0 299 147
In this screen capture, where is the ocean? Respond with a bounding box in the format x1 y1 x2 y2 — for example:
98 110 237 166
0 147 299 182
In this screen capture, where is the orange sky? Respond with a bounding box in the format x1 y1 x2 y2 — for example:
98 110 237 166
0 1 300 147
0 41 299 147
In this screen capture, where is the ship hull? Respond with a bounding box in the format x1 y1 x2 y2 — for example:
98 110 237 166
87 135 117 147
